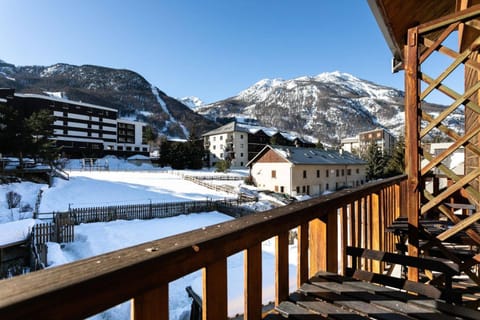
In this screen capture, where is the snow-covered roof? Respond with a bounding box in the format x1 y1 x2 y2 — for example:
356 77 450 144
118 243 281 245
202 121 303 142
248 145 366 166
127 154 150 160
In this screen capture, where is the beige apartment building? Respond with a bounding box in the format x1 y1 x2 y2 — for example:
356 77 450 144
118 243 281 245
247 145 366 197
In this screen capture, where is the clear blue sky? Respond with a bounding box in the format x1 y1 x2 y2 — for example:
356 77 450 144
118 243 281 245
1 0 405 103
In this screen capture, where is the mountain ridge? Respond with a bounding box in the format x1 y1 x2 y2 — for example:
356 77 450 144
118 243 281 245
0 60 217 140
0 59 460 146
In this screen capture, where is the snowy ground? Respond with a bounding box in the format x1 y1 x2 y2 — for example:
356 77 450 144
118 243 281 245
0 156 297 319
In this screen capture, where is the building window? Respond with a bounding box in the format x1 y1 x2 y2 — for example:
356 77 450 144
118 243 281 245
240 162 244 166
326 169 329 178
347 169 351 175
280 186 284 193
341 169 344 176
303 170 307 178
296 186 300 194
316 170 320 178
213 137 216 141
220 136 223 140
241 134 244 139
356 168 359 174
302 186 306 193
336 170 339 177
272 170 276 178
240 153 244 157
213 145 216 150
274 185 279 192
326 183 329 190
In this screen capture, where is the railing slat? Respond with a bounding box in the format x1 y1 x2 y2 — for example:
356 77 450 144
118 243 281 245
326 208 339 273
275 231 289 305
244 243 262 320
297 223 309 287
131 285 168 320
309 218 325 276
203 258 227 319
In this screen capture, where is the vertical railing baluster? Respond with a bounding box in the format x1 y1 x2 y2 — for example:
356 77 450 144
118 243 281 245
244 243 262 319
131 284 168 320
275 231 289 305
297 223 309 287
203 258 227 319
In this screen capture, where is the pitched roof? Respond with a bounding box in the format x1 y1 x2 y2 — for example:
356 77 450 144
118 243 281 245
247 145 366 167
202 121 309 143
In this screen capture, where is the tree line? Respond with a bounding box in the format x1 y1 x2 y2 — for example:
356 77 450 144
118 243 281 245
0 102 57 165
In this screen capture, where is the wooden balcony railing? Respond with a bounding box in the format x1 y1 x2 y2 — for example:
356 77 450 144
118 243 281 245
0 175 406 319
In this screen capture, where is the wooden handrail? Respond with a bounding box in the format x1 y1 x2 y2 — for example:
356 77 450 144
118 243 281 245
0 175 406 319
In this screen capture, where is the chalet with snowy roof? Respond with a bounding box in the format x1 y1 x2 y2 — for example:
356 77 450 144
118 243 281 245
247 145 366 197
0 89 149 157
202 121 315 167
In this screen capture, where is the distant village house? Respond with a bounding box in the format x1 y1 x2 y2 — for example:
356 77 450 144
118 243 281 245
341 128 395 156
247 145 366 197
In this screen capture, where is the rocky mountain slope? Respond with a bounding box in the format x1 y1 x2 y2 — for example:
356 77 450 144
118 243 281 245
197 72 459 145
0 60 217 139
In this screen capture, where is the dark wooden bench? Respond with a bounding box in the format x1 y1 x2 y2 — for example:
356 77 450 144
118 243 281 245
266 247 480 320
346 246 460 303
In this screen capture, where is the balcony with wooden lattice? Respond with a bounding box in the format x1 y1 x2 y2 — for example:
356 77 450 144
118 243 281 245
1 1 480 319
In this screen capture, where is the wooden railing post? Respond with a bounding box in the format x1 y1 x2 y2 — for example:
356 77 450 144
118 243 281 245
244 243 262 319
203 258 227 319
131 284 168 320
275 231 289 305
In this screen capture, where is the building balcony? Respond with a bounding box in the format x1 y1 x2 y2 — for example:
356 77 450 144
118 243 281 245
0 176 410 319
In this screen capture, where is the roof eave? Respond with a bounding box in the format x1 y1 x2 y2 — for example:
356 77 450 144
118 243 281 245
367 0 404 72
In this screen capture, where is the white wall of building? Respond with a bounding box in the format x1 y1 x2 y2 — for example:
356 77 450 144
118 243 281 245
251 162 366 197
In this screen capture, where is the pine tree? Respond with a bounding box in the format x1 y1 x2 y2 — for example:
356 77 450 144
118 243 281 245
185 131 205 169
365 142 384 180
384 136 405 177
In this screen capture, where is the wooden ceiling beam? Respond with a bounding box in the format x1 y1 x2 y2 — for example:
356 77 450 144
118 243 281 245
418 4 480 35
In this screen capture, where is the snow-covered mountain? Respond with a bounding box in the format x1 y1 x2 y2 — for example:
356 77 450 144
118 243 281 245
197 71 456 145
0 60 216 139
179 96 204 110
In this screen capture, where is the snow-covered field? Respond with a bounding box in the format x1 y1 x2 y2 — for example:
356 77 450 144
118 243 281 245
0 157 297 319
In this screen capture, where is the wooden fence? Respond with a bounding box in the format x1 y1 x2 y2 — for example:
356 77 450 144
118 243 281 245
37 198 254 227
33 223 74 244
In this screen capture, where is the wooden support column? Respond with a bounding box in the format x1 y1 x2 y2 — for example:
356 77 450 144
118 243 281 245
131 285 168 320
275 231 289 305
405 26 421 282
203 258 227 319
244 243 262 319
